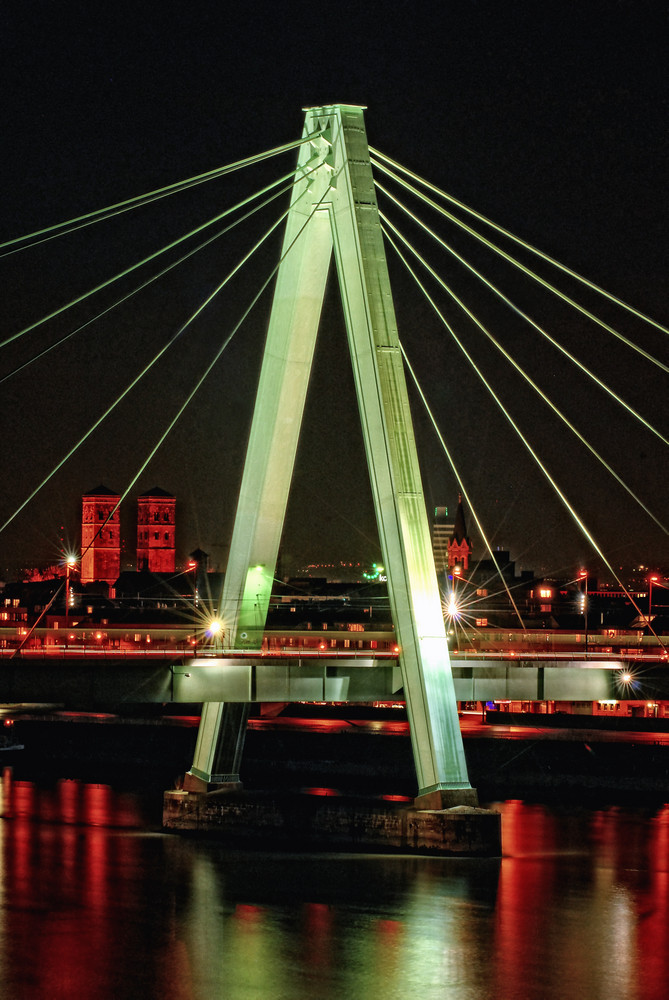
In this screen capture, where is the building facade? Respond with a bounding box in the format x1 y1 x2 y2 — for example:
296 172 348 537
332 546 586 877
448 494 471 571
80 485 121 585
136 487 176 573
431 506 455 576
432 497 472 575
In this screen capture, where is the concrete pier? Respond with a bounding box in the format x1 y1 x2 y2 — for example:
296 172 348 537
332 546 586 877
163 790 501 856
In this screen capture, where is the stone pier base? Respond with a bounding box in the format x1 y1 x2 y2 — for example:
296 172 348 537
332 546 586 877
163 790 501 857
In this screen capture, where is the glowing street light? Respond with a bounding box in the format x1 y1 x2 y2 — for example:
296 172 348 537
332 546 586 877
205 618 225 649
446 593 460 619
648 574 659 625
579 569 588 654
64 554 78 627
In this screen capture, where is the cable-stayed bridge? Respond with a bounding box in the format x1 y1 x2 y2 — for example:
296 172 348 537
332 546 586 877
2 105 667 820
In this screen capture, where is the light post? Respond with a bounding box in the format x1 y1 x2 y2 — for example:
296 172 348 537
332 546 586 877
649 574 658 625
579 569 588 654
64 555 77 627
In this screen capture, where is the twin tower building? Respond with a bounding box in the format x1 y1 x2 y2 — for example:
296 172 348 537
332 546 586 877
80 485 175 586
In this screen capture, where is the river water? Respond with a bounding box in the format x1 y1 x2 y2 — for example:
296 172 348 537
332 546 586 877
1 768 668 1000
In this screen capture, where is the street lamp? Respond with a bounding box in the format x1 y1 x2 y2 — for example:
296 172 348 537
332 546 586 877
579 570 588 654
649 574 658 625
64 555 78 627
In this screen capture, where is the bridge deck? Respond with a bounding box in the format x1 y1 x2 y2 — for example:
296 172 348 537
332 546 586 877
0 649 660 705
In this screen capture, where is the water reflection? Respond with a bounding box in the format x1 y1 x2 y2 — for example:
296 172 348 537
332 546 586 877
1 770 669 999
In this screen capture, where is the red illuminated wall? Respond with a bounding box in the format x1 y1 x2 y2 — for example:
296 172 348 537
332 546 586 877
81 486 121 585
136 488 176 573
448 535 471 570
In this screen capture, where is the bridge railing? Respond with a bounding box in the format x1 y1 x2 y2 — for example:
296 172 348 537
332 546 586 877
0 625 667 661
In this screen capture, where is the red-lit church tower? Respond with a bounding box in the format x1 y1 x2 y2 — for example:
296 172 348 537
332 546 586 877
81 485 121 585
136 487 176 573
448 493 471 571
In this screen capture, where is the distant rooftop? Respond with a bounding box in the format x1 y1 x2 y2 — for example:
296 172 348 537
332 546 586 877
138 486 175 498
82 484 119 497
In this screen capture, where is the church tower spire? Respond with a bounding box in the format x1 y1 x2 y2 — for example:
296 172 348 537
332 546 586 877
448 493 471 571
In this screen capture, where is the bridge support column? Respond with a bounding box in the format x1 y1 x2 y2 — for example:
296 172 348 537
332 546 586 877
183 702 248 793
180 104 477 809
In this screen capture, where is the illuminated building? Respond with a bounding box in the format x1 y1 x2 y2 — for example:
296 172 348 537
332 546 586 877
136 487 176 573
448 493 471 571
432 496 471 575
80 485 121 585
431 506 455 575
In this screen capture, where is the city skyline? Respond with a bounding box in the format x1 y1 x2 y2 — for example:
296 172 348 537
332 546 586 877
1 3 666 581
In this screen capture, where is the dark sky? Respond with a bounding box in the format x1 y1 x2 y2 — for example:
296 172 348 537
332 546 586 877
1 1 667 581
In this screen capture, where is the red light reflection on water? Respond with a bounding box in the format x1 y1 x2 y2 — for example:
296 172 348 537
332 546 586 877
83 783 112 826
10 778 36 820
234 903 265 923
0 775 150 998
374 918 404 978
58 778 81 825
0 769 145 829
490 800 669 999
302 902 333 969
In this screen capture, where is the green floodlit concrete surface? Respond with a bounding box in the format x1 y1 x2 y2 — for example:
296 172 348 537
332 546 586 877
187 105 474 805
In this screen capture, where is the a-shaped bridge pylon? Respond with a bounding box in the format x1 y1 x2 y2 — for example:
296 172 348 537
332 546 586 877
184 104 477 809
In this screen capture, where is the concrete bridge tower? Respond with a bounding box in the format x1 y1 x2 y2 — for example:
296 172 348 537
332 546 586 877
183 105 477 810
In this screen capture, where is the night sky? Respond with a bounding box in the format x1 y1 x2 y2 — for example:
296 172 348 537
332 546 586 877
1 1 667 582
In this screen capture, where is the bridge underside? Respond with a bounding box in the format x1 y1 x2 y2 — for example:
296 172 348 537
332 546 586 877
0 656 642 706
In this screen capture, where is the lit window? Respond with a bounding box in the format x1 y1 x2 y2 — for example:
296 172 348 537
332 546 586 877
475 618 488 627
476 588 488 597
539 588 552 599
